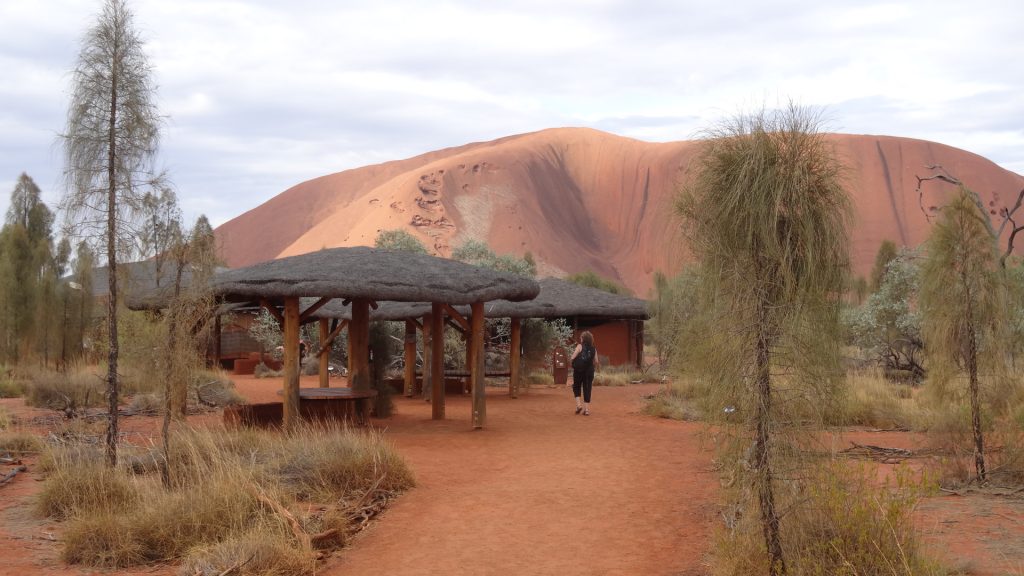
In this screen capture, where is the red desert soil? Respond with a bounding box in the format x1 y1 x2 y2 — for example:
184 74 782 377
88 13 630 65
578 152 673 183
3 378 1023 575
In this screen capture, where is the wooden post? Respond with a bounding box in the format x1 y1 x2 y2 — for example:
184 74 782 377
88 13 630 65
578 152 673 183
319 318 330 388
509 317 522 399
282 298 301 431
464 330 473 394
404 320 417 397
213 313 221 368
421 313 432 401
471 302 486 428
431 303 445 420
349 299 370 392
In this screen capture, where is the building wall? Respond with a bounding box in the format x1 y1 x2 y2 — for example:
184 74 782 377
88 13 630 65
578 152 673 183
574 319 643 367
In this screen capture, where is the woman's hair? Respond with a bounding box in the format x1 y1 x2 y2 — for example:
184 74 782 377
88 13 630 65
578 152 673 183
581 331 594 346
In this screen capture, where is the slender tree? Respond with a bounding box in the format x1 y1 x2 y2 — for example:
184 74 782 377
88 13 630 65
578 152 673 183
869 240 899 293
677 105 851 575
0 173 55 363
60 0 164 466
138 186 181 287
919 188 1009 482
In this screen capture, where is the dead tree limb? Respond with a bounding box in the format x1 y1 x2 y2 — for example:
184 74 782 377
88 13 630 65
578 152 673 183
1 465 28 487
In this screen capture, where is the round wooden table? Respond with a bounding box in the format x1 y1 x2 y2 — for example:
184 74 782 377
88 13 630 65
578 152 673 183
278 387 378 426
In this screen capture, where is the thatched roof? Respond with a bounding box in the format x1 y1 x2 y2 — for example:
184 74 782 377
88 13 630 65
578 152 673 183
312 277 647 321
211 247 540 304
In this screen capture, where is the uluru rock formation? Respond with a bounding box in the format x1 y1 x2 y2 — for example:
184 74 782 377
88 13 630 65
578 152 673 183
215 127 1024 296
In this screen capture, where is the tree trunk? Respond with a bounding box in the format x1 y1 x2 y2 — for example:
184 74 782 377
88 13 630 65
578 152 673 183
104 38 120 468
966 323 987 482
754 304 785 575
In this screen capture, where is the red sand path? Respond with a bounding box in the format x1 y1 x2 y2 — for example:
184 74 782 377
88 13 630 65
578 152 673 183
237 376 718 575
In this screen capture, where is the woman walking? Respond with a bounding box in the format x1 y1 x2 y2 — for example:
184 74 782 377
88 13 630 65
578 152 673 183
569 331 599 415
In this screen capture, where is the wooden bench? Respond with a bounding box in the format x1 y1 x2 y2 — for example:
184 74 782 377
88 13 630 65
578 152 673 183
224 388 378 428
287 387 378 426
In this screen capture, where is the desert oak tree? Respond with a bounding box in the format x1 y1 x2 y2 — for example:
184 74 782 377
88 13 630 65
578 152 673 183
678 106 851 575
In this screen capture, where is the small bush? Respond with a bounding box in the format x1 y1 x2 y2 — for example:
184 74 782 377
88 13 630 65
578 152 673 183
128 393 162 414
254 363 281 379
0 377 23 398
644 393 700 421
714 463 945 576
193 371 244 408
25 370 105 413
0 431 43 454
837 371 925 429
0 406 9 430
523 371 553 387
37 456 140 520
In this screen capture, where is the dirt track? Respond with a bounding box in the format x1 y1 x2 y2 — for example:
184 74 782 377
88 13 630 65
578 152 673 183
299 380 721 576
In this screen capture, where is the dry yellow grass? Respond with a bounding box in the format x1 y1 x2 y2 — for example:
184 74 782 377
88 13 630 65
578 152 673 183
39 424 414 570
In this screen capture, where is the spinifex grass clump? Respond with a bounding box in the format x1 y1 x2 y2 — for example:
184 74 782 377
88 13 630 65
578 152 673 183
715 463 945 576
37 424 414 571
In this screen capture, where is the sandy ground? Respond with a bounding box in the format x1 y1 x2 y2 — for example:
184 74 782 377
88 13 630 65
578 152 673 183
2 376 1023 575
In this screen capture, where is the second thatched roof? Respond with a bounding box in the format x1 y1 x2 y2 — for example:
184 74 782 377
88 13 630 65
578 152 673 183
312 277 648 321
211 247 540 304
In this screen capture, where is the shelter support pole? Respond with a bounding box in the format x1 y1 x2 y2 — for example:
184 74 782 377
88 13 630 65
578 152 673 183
470 302 486 428
319 318 330 388
349 299 371 392
509 317 521 399
464 331 473 394
282 297 301 431
404 320 417 397
431 303 445 419
421 314 432 401
213 314 221 368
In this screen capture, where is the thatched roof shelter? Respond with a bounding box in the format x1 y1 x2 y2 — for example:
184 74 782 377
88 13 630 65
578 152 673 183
210 247 540 431
211 247 538 305
311 277 647 321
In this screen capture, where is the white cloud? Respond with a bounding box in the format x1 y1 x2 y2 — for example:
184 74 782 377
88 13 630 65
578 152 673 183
0 0 1022 232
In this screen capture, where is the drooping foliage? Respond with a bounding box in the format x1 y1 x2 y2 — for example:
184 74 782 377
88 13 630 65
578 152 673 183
677 105 852 574
919 188 1011 481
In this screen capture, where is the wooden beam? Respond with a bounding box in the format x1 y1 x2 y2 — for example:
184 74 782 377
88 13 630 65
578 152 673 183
446 318 467 336
403 320 417 397
509 317 522 399
442 304 469 332
470 302 486 429
421 313 432 401
282 297 301 431
260 298 284 326
318 319 348 357
431 303 445 420
349 299 371 392
409 318 423 332
299 297 332 323
318 318 330 388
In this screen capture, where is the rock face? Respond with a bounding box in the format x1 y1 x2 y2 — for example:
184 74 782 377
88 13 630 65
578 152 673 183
215 127 1024 296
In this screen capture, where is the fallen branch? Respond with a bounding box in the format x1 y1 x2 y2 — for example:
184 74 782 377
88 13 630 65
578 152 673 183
839 442 916 464
0 455 23 465
1 465 28 487
249 485 309 547
216 553 255 576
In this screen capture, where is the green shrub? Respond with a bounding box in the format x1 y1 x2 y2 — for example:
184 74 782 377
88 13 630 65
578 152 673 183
0 406 9 430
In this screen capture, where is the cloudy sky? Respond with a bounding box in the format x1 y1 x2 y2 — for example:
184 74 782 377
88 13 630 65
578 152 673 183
1 0 1022 229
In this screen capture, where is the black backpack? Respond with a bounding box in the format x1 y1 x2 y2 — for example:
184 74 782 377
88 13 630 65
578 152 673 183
572 344 595 371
